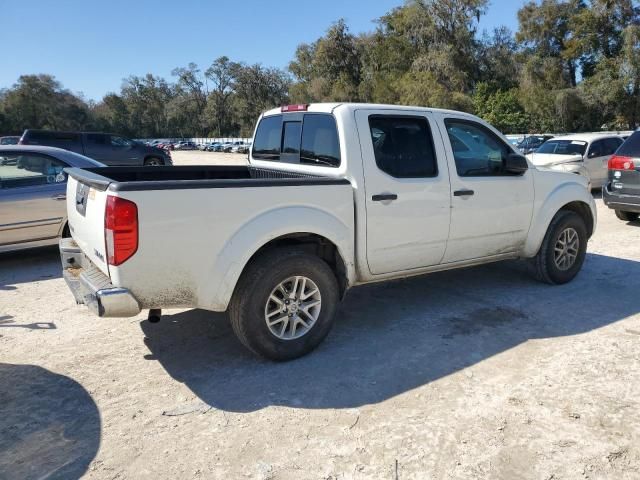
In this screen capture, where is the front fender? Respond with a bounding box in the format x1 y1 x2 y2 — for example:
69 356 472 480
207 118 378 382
523 176 596 257
199 206 355 311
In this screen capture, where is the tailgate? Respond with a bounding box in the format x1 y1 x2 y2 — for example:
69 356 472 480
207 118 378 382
66 175 111 276
610 160 640 196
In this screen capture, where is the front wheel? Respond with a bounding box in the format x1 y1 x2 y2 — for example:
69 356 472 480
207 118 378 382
228 249 339 361
615 210 639 222
531 210 587 285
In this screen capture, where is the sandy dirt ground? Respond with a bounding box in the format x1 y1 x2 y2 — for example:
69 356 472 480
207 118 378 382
2 190 640 479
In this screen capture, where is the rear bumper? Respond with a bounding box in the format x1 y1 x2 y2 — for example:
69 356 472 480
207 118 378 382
603 183 640 213
60 238 141 317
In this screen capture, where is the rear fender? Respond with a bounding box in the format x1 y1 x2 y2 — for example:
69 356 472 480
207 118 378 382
199 206 355 311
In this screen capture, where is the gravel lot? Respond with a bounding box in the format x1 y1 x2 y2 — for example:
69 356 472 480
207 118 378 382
1 169 640 479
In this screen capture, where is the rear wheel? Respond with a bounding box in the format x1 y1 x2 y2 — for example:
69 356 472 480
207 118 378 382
532 210 587 285
144 157 163 166
228 248 339 361
615 210 639 222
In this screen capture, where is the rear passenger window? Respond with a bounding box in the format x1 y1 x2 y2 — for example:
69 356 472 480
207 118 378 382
252 114 341 167
28 131 80 143
603 137 623 155
368 116 437 178
86 134 108 145
0 153 67 189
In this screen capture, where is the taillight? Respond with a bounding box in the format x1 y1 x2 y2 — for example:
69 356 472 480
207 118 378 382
608 155 635 171
281 104 308 112
105 195 138 266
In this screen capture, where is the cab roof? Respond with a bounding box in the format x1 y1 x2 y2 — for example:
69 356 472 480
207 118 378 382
262 102 480 120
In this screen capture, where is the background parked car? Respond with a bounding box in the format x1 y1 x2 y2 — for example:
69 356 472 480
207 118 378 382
19 130 172 166
174 141 197 150
526 133 623 188
235 142 251 154
0 136 20 145
204 142 222 151
516 135 554 155
603 130 640 222
0 145 103 252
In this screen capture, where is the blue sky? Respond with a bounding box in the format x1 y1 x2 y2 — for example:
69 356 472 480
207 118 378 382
1 0 522 101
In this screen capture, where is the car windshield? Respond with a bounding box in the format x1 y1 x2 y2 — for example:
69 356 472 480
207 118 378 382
518 136 545 147
535 140 587 155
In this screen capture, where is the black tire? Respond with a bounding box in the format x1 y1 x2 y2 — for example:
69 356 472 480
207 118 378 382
531 210 588 285
144 157 164 166
228 248 339 361
615 210 639 222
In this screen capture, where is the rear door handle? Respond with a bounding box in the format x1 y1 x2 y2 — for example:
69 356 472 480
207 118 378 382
372 193 398 202
52 194 67 201
453 189 474 197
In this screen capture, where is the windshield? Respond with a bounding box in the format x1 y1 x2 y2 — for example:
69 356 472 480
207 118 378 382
535 140 587 156
518 136 545 147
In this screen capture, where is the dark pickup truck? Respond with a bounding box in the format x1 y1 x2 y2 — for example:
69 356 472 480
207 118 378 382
19 130 172 166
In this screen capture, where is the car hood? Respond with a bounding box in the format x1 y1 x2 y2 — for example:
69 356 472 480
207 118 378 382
526 152 583 167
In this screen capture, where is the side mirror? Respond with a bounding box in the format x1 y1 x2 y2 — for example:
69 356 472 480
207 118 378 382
504 153 528 174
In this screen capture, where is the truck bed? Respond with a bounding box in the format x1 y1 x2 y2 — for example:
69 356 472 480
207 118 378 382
64 165 355 313
65 165 348 192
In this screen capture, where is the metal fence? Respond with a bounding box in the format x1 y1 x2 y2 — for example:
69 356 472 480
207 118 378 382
136 137 251 144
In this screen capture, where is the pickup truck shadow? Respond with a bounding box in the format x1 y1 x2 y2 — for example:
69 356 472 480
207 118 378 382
141 253 640 412
0 246 61 289
0 363 100 480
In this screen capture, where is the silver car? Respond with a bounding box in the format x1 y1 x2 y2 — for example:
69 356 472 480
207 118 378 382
0 145 102 253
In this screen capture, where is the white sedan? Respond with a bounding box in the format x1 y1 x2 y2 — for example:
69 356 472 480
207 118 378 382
526 133 624 188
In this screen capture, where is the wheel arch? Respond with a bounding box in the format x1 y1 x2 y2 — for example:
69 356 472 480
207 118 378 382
240 232 350 299
524 182 596 257
199 206 355 311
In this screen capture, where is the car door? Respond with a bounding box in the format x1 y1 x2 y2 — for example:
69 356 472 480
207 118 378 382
585 139 609 187
0 151 68 246
437 115 534 263
355 109 451 275
107 135 140 165
83 133 111 162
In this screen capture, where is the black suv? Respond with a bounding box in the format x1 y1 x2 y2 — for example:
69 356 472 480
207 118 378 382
19 130 172 166
603 130 640 222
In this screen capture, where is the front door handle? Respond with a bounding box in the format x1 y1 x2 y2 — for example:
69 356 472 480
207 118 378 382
453 189 474 197
52 194 67 201
372 193 398 202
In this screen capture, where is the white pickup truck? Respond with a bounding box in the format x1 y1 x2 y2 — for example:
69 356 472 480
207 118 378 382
60 103 596 360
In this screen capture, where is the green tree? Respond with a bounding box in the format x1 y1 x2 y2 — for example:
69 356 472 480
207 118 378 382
289 19 362 101
171 63 208 136
0 74 92 133
516 0 585 87
232 64 290 136
205 56 238 136
119 74 173 138
473 83 530 132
